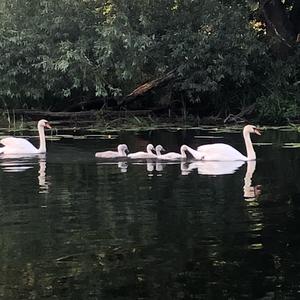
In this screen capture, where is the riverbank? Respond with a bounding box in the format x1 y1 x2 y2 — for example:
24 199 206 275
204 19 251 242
0 109 299 137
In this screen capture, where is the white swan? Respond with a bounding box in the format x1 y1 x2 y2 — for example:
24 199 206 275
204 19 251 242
128 144 156 159
95 144 128 158
156 145 188 160
196 125 261 161
0 119 51 155
154 145 165 156
181 145 205 160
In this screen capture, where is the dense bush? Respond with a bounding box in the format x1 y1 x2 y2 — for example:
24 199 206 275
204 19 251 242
0 0 299 122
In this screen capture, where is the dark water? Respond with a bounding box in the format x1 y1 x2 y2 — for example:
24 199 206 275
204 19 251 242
0 126 300 299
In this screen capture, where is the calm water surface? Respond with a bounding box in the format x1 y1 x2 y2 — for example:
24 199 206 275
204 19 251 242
0 126 300 299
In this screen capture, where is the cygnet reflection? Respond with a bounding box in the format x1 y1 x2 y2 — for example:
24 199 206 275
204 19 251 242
132 160 166 174
96 161 128 173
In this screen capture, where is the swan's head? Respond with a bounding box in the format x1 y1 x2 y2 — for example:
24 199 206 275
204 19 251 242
38 119 51 129
180 145 188 152
155 145 165 153
118 144 129 153
146 144 155 152
244 125 261 136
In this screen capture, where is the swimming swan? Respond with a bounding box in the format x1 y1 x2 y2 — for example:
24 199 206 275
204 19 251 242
154 145 165 156
128 144 156 159
0 119 51 155
156 145 188 160
196 125 261 161
181 145 205 160
95 144 129 158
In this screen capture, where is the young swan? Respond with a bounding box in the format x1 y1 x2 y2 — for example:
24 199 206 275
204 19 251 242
156 145 188 160
128 144 156 159
95 144 128 158
0 119 51 154
197 125 261 161
154 145 165 156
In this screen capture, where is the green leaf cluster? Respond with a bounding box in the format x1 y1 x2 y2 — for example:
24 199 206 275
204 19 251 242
0 0 299 122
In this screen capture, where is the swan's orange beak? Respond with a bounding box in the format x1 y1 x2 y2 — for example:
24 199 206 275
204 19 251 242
45 122 51 129
254 128 261 135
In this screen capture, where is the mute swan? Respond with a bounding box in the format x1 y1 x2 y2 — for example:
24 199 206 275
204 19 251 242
128 144 156 159
196 125 261 161
0 119 51 155
181 145 205 160
95 144 128 158
156 145 188 160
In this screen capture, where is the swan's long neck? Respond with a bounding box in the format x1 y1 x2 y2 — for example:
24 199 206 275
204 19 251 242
243 130 255 160
185 145 201 159
156 148 162 156
147 147 154 154
118 148 125 156
180 147 187 158
38 125 46 153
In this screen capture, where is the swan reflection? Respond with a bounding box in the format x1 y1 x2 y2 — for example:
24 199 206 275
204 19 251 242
181 160 245 176
37 159 49 193
97 158 248 177
243 161 262 200
131 160 180 175
0 155 50 193
132 160 166 174
96 161 128 173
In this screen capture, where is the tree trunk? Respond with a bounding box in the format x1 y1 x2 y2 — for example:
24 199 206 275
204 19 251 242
118 70 177 107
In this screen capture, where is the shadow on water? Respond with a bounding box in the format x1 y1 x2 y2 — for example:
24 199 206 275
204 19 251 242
0 127 299 299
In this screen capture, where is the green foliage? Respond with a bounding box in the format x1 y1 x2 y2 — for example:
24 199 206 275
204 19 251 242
256 51 300 123
0 0 299 122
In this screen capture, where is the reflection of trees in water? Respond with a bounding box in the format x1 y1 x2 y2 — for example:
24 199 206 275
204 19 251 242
0 160 242 298
1 153 300 299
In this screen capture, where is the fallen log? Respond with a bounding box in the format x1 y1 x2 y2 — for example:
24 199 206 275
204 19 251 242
223 103 256 124
118 70 177 107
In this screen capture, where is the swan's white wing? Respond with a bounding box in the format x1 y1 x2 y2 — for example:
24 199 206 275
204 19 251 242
197 143 246 161
0 137 38 154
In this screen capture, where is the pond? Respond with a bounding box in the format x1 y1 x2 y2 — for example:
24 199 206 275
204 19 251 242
0 125 299 299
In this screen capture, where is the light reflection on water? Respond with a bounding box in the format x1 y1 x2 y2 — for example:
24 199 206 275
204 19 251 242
0 127 299 299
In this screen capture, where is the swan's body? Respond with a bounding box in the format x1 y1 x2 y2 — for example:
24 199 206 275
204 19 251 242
156 145 188 160
197 125 261 161
95 144 128 158
0 119 51 155
128 144 156 159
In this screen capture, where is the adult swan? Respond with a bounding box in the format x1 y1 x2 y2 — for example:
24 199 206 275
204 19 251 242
0 119 51 155
196 125 261 161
